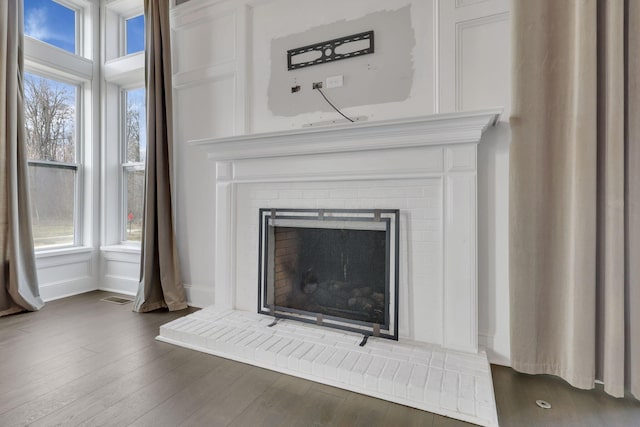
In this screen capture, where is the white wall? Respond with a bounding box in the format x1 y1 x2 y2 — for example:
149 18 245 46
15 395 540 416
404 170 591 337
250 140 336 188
170 0 511 364
437 0 511 365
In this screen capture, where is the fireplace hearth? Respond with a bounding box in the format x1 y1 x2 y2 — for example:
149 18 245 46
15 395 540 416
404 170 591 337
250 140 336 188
258 208 399 340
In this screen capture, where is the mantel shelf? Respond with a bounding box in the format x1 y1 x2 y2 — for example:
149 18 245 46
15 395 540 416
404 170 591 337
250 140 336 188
189 108 502 161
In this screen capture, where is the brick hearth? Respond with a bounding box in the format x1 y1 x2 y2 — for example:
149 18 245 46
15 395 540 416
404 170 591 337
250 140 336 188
158 308 498 427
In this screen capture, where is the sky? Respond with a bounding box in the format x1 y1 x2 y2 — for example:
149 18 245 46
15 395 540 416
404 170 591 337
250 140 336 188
24 0 76 53
126 14 145 55
24 0 145 55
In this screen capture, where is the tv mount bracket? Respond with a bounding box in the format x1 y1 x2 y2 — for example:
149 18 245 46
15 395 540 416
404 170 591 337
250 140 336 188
287 30 374 71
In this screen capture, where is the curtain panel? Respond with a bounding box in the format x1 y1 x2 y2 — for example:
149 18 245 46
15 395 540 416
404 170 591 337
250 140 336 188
0 0 43 317
133 0 187 312
510 0 639 399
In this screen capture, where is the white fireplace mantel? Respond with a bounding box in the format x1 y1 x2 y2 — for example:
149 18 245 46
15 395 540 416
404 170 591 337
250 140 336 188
190 109 501 161
190 108 501 354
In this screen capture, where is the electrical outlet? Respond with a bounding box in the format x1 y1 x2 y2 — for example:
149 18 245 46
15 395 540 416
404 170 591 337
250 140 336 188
312 81 323 90
326 75 343 89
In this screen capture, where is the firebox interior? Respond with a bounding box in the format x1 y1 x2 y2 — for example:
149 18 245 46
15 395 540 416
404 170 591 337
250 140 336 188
258 209 399 340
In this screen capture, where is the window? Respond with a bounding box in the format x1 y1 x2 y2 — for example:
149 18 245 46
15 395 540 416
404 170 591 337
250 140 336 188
122 88 146 242
24 74 80 249
125 14 145 55
103 0 145 248
23 0 95 253
24 0 78 54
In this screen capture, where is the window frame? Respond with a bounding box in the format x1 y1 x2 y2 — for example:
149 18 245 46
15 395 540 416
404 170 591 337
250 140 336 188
120 86 146 244
102 0 145 250
24 0 83 57
24 56 87 251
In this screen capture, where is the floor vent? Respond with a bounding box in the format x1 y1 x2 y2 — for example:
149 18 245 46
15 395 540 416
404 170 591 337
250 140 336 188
101 296 133 305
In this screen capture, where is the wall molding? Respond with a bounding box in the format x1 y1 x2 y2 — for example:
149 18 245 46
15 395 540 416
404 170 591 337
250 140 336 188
454 12 509 111
173 62 236 89
455 0 490 9
99 278 138 296
171 0 237 30
184 283 215 308
97 287 136 296
36 250 95 303
479 332 511 366
40 277 97 302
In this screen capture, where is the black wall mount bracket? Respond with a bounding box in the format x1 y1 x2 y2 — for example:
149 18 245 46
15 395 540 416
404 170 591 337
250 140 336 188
287 31 374 71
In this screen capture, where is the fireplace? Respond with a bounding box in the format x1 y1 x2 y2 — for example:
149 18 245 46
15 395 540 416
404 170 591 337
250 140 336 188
258 209 399 340
190 109 503 352
160 111 502 427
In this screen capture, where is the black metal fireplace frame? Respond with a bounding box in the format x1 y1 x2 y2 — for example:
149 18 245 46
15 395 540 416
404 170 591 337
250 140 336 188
257 208 400 340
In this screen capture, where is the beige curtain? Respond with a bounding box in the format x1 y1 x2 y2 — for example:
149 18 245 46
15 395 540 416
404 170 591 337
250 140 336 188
0 0 43 317
510 0 639 399
133 0 187 312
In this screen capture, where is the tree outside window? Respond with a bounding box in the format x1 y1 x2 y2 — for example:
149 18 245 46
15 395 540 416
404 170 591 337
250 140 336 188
123 88 145 242
24 75 76 162
24 73 78 249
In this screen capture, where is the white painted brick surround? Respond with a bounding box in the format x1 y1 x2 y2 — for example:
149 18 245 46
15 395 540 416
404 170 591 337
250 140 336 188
157 307 499 427
235 179 442 344
172 110 502 426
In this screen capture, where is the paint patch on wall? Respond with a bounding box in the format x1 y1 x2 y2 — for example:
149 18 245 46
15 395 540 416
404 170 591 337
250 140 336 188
267 6 415 117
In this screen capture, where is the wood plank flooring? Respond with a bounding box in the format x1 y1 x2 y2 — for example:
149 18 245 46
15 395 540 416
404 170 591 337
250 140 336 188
0 291 638 427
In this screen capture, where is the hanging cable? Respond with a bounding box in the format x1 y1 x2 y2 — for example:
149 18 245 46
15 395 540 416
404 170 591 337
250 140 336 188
315 87 355 122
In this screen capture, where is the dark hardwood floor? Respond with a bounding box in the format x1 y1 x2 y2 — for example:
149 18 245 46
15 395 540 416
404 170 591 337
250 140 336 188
1 291 638 426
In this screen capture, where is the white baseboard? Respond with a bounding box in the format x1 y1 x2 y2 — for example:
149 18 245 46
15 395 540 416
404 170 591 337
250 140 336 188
97 281 213 307
479 332 511 366
183 283 214 308
40 277 98 302
98 286 137 297
100 275 139 295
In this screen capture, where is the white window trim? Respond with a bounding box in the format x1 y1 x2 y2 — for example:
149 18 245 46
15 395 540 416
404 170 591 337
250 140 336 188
24 0 99 257
22 71 86 253
101 0 145 253
120 86 145 244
